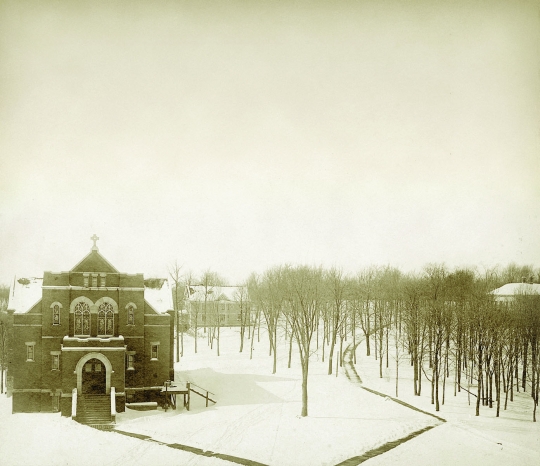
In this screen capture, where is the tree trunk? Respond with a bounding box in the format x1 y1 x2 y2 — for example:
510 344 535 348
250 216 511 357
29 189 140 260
272 328 277 375
522 340 528 392
176 309 180 362
396 338 399 397
328 335 336 375
496 356 501 417
250 312 257 360
194 316 198 354
476 342 483 416
301 361 309 417
217 323 220 357
288 331 293 368
339 336 344 367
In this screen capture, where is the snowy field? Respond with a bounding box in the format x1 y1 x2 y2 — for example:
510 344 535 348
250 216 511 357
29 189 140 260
1 326 539 465
352 337 540 465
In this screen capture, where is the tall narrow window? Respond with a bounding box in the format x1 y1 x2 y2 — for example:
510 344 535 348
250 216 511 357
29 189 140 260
52 305 60 325
98 302 114 336
52 354 60 370
83 273 89 287
74 302 91 336
26 343 35 362
127 305 135 325
92 274 98 287
100 273 106 287
127 353 135 370
151 344 159 360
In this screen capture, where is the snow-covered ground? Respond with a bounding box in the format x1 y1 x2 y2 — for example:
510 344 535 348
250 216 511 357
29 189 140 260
352 338 540 465
116 328 436 465
1 327 539 465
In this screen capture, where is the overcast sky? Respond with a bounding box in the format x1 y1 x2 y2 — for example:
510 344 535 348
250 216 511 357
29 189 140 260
0 0 539 285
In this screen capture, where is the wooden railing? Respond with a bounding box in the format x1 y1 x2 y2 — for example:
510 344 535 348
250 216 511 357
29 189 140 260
186 382 216 409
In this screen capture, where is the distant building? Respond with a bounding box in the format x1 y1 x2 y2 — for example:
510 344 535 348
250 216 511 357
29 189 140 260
491 282 540 303
185 285 251 328
7 237 174 422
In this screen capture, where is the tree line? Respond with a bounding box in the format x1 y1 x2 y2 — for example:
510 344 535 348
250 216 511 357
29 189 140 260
213 263 539 420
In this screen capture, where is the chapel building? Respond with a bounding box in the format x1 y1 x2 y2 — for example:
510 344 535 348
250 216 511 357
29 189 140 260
7 237 174 419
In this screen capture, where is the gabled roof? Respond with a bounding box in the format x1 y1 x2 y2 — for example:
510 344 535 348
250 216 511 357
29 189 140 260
491 283 540 300
186 285 247 302
70 249 119 273
8 276 43 314
144 279 174 314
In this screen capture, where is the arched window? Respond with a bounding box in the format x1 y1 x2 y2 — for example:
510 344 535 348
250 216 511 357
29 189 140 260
98 302 114 336
53 305 60 325
127 305 135 325
74 302 91 336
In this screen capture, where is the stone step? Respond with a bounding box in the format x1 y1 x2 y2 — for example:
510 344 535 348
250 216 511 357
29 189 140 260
77 395 112 425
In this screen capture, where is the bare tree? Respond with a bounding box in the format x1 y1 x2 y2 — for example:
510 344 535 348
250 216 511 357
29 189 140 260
248 269 283 374
168 260 183 361
281 265 324 417
325 268 347 376
234 283 250 353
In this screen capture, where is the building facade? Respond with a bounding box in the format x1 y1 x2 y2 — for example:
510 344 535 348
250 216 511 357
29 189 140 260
7 240 174 416
185 285 250 328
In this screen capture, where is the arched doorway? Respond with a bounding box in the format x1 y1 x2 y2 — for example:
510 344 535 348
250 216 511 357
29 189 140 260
75 352 113 395
82 358 106 394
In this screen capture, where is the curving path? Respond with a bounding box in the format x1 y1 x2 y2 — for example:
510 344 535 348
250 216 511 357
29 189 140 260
108 342 444 466
336 342 446 465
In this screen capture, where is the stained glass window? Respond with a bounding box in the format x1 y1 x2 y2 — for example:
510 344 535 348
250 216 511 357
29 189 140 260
74 302 90 336
53 305 60 325
98 302 114 336
127 306 134 325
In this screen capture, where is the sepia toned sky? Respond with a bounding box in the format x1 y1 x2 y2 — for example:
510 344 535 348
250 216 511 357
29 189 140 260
0 0 539 285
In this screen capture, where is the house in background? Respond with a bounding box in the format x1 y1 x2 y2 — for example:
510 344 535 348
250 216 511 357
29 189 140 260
491 282 540 303
7 237 174 425
185 285 250 328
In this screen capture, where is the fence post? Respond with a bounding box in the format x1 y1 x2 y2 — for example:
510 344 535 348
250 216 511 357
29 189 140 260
186 382 190 411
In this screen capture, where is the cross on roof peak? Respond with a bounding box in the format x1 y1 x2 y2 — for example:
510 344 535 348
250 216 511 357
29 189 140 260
90 234 99 251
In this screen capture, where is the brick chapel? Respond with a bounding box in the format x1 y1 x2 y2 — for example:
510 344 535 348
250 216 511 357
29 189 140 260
7 236 174 417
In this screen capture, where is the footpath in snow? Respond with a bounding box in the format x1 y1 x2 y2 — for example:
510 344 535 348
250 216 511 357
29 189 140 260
2 327 538 465
349 338 540 466
114 328 438 466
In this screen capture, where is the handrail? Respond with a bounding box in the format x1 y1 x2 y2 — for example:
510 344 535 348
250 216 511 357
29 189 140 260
111 387 116 423
188 382 216 396
186 382 216 407
71 388 77 419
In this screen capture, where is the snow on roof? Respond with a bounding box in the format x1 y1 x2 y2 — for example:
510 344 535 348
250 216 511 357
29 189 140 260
144 278 173 314
492 283 540 302
186 285 246 302
8 276 43 314
491 283 540 297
